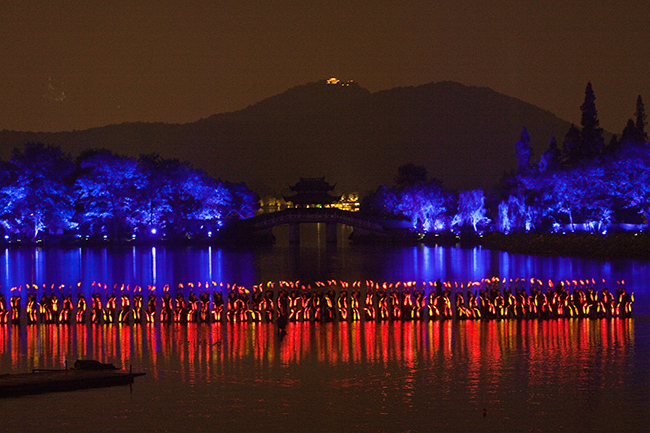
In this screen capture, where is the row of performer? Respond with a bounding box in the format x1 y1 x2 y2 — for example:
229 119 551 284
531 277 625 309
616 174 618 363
0 278 634 325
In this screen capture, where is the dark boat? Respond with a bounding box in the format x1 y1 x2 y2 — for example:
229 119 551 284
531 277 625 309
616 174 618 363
0 360 145 398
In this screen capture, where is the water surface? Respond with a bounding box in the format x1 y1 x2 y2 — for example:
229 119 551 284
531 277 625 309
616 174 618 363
0 225 648 432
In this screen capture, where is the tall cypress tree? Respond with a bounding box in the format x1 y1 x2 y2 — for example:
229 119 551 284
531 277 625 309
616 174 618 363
539 135 561 172
579 82 604 159
605 134 619 156
635 95 648 142
515 127 533 174
620 119 640 146
562 124 582 167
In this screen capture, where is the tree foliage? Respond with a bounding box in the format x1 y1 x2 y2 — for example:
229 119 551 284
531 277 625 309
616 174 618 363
367 88 650 236
0 144 258 241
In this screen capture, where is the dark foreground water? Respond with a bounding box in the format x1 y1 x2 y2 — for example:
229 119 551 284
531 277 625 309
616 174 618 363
0 225 649 432
0 319 648 433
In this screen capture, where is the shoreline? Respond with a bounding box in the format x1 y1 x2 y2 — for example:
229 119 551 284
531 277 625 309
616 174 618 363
351 231 650 261
472 232 650 260
2 230 649 261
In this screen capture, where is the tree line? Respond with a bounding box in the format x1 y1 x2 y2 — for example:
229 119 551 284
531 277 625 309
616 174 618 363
363 83 649 235
0 145 258 242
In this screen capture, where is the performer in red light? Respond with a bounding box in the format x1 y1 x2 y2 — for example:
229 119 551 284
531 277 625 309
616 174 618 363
467 289 481 319
51 294 60 324
351 290 360 321
0 294 9 324
441 288 453 319
413 288 424 320
288 290 300 322
26 293 37 324
104 292 116 324
186 291 199 322
160 292 173 323
516 289 528 318
226 290 238 322
235 292 248 322
91 292 102 324
76 292 87 323
211 290 224 322
133 292 143 323
174 291 186 323
402 291 413 320
59 293 73 324
249 288 262 322
38 295 50 324
118 292 131 323
260 289 274 323
455 290 469 319
320 289 333 322
337 289 349 321
146 293 157 323
364 290 376 321
377 289 389 320
199 291 210 323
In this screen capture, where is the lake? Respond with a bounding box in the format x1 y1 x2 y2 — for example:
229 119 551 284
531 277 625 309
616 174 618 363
0 224 648 432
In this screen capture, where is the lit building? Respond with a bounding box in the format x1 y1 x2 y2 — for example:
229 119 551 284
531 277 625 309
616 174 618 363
283 177 341 208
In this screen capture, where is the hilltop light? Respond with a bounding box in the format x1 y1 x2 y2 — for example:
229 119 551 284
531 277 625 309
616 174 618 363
327 78 340 85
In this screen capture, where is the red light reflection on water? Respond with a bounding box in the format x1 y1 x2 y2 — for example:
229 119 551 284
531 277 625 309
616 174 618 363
0 319 634 397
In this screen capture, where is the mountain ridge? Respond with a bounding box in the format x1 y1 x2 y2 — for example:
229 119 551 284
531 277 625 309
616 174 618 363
0 80 573 195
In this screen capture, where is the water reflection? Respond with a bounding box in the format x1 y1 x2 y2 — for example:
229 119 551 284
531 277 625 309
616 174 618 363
0 318 643 433
0 240 647 433
1 245 648 303
0 320 633 383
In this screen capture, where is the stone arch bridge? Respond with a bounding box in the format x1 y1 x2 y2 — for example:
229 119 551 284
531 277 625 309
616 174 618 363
246 208 387 244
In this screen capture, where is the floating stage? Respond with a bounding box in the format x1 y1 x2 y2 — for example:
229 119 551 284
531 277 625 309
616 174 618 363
0 362 145 398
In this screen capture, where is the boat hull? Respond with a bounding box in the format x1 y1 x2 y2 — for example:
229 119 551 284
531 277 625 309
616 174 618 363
0 369 145 398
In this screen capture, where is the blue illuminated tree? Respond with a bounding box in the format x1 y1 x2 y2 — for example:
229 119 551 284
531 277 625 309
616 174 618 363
452 190 490 233
497 194 537 233
397 183 448 232
539 171 578 230
573 163 613 232
0 143 76 240
134 154 174 232
226 181 259 220
186 173 233 227
0 143 258 242
74 150 144 237
519 159 615 232
608 144 650 227
360 185 400 216
0 161 24 234
361 166 449 232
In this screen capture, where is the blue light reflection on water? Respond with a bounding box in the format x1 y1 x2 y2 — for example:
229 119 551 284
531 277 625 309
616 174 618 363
374 246 648 310
0 244 648 312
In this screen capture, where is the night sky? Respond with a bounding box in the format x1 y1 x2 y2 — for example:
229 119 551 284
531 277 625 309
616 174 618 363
1 0 647 134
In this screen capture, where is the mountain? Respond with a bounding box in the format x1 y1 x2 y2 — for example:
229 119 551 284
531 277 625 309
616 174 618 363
0 80 573 196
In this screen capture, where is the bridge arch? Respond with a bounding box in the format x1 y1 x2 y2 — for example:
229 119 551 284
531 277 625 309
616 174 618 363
247 208 385 244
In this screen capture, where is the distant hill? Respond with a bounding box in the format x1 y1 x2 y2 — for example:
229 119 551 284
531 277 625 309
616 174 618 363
0 80 573 196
